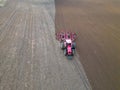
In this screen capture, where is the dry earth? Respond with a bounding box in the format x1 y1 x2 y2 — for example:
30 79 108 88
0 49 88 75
0 0 91 90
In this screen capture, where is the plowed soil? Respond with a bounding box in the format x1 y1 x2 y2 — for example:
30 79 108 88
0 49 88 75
55 0 120 90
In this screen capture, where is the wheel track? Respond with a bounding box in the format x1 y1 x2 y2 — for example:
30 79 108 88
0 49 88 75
12 7 30 90
0 0 17 25
0 9 26 90
71 55 92 90
15 5 32 90
0 2 30 89
0 8 18 42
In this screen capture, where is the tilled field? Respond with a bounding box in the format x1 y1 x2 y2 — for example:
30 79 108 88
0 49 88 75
55 0 120 90
0 0 91 90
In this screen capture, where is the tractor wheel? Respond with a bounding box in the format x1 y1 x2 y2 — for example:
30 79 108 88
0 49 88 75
63 49 67 56
72 49 75 56
72 42 76 49
60 42 65 49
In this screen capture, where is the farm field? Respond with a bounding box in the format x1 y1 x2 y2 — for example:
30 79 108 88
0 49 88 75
0 0 91 90
55 0 120 90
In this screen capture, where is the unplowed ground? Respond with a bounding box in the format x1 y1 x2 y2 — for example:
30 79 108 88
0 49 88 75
0 0 91 90
55 0 120 90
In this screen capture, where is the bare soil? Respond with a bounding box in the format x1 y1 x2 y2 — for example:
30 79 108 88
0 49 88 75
55 0 120 90
0 0 91 90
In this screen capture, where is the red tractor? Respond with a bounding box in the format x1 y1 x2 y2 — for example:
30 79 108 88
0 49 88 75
56 31 77 59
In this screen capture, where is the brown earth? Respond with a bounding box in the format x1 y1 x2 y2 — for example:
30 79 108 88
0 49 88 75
55 0 120 90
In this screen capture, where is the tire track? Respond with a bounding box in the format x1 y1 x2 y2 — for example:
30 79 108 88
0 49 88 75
0 1 32 89
0 7 28 90
0 8 18 42
0 0 17 25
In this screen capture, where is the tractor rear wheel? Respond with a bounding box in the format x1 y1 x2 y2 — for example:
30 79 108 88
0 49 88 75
72 42 76 49
60 42 65 49
63 49 67 56
72 49 75 56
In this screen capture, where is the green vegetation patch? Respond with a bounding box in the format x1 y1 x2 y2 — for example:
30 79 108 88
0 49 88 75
0 0 7 7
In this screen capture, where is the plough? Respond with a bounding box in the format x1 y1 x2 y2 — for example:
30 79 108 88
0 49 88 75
55 31 77 59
